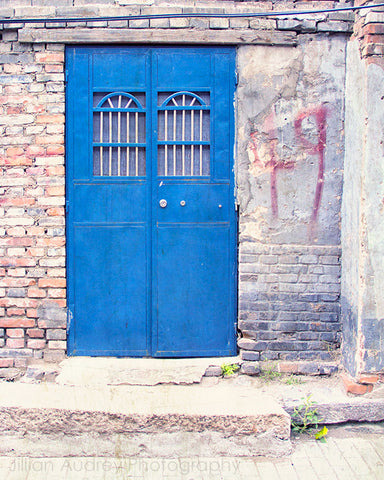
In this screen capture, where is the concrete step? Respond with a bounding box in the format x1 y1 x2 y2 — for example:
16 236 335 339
0 381 291 457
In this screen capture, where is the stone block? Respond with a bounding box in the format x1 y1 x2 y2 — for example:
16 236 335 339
317 21 353 33
210 18 229 30
240 361 260 376
240 351 260 361
277 19 302 31
169 18 189 28
204 366 222 377
249 19 276 30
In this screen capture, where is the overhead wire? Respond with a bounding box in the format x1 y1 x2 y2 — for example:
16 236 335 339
0 2 383 25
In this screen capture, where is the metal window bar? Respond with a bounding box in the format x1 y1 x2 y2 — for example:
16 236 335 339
158 92 210 177
93 92 145 177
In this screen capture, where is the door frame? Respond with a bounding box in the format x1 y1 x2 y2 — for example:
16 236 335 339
65 45 238 357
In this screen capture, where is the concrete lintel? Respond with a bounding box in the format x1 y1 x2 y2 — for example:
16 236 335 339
18 27 297 46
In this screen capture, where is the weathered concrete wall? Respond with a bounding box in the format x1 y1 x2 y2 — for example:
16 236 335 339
341 38 364 377
236 35 346 362
342 4 384 377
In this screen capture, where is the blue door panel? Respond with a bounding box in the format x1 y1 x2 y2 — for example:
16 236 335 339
71 226 148 356
69 53 91 181
212 57 233 181
67 46 237 357
73 184 146 223
156 184 230 223
155 51 213 88
92 51 149 90
154 225 234 357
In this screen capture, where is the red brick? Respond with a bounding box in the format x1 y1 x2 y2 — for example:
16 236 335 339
1 237 33 247
35 52 64 63
46 145 64 155
38 278 66 288
46 166 65 176
50 299 66 308
36 135 64 145
0 298 38 308
358 374 380 384
6 268 26 277
36 114 64 124
0 269 5 276
46 186 65 196
26 145 45 156
0 278 30 287
6 227 25 236
48 288 66 298
36 237 65 247
6 147 24 157
341 372 374 395
47 207 65 216
6 328 24 338
0 318 35 328
6 338 25 348
27 287 46 298
26 248 45 257
0 359 14 367
0 156 33 167
0 258 36 267
27 328 45 338
7 106 24 115
26 227 45 236
363 23 384 36
0 197 35 206
26 308 38 318
6 308 25 316
278 362 299 374
45 64 63 73
364 34 384 44
27 338 46 349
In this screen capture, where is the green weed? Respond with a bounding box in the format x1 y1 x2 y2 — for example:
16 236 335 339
259 361 282 381
285 374 303 385
221 363 239 377
291 395 328 442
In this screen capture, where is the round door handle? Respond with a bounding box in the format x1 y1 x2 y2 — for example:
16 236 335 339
159 199 167 208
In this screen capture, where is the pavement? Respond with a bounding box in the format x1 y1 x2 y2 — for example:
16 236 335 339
1 423 384 479
0 358 384 478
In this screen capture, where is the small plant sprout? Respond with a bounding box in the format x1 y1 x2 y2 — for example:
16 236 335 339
259 360 282 382
290 395 328 442
285 374 303 385
221 363 239 377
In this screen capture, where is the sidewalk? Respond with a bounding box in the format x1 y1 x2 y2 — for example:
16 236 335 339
1 359 384 478
1 423 383 479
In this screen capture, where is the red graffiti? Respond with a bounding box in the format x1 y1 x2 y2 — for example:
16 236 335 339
294 105 327 224
249 109 295 217
248 104 327 227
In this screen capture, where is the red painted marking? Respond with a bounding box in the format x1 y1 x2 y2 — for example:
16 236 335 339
249 110 295 217
294 105 327 224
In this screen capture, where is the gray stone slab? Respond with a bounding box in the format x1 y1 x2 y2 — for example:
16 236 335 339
285 401 384 425
18 27 297 45
56 357 240 386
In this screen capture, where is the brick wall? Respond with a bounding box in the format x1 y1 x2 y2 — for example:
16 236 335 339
238 243 341 362
0 37 66 376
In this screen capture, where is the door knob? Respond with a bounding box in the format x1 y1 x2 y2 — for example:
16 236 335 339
159 199 167 208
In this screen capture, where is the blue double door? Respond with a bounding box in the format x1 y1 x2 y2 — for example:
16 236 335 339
66 46 237 357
